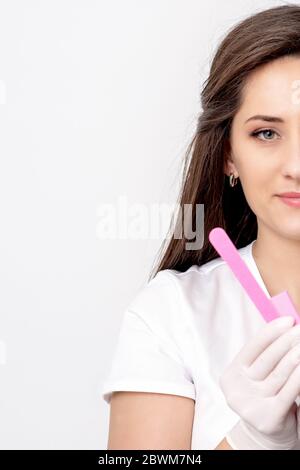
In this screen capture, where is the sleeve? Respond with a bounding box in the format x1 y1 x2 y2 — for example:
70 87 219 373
101 270 196 404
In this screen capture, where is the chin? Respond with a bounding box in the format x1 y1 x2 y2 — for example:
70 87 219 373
277 228 300 241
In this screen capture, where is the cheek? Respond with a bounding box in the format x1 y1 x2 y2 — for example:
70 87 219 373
238 165 271 212
237 153 273 189
237 160 258 190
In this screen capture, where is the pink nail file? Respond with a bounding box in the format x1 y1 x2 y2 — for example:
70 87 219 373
208 227 300 324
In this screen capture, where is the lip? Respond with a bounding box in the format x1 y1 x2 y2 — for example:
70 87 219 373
277 192 300 197
277 195 300 207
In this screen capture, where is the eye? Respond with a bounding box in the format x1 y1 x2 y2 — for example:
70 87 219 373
250 128 280 141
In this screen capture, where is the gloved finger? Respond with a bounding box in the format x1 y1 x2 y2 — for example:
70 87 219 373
297 404 300 441
236 316 295 368
261 343 300 396
247 324 300 380
275 363 300 416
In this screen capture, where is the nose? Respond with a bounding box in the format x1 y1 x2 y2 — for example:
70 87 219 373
281 137 300 181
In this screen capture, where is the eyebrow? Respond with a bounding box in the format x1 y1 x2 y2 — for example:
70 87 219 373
244 114 284 124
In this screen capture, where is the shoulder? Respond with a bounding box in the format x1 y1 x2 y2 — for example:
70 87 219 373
125 258 224 336
125 241 254 335
163 241 254 297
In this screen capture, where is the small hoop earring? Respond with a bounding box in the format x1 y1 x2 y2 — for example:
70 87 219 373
229 173 238 187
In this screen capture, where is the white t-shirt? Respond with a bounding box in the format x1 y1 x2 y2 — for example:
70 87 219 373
101 240 300 450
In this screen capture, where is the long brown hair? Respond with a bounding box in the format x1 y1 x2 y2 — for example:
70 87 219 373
149 3 300 281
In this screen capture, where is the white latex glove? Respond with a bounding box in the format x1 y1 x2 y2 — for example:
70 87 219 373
220 315 300 450
298 405 300 442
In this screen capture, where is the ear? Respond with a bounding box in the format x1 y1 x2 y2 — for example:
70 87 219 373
223 138 238 177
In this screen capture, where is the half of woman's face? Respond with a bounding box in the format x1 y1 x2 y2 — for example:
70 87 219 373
227 55 300 240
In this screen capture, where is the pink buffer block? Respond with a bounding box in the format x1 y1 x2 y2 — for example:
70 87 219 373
208 227 300 325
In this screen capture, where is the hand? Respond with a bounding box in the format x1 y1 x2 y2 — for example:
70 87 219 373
220 315 300 450
297 405 300 442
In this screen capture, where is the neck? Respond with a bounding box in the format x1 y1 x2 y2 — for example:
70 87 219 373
252 226 300 313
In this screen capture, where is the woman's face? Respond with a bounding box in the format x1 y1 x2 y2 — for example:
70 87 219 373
226 55 300 240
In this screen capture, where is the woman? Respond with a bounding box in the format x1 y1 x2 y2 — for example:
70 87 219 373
102 4 300 449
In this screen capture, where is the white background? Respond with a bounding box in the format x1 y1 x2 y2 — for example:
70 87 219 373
0 0 284 449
